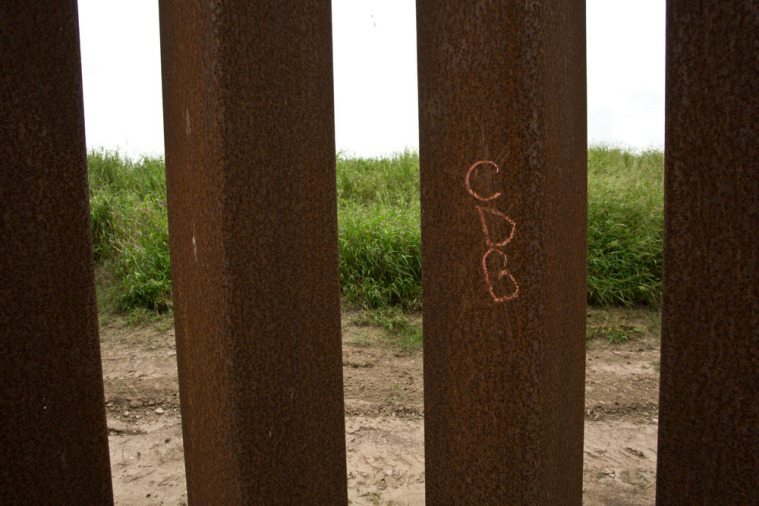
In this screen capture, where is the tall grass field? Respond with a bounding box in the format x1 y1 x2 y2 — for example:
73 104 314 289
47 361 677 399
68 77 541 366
88 147 662 316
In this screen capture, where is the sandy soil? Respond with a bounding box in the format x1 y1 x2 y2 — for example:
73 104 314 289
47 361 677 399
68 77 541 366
101 309 660 505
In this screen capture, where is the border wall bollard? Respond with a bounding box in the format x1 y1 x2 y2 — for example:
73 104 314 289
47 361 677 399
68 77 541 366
416 1 587 503
657 3 758 503
0 2 114 503
158 2 348 503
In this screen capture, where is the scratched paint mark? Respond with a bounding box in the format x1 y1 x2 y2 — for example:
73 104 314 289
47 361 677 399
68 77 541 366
476 205 516 247
465 160 519 302
192 223 198 262
482 248 520 302
465 160 502 201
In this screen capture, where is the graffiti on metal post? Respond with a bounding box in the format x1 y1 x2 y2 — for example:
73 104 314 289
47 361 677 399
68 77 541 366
465 160 519 303
465 160 502 201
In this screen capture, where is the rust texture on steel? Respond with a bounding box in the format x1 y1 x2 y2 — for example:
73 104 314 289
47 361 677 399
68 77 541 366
417 1 587 503
159 1 347 503
657 3 758 503
0 1 114 504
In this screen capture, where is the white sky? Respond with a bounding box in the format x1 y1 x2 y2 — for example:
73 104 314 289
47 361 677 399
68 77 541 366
77 0 665 159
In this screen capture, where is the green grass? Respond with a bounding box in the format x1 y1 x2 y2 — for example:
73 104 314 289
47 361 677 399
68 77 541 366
88 147 663 317
337 152 422 309
352 307 423 353
88 151 171 315
587 147 664 305
586 306 659 345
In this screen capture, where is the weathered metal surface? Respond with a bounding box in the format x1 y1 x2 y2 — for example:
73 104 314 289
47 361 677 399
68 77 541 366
657 3 758 503
0 2 114 504
417 1 587 503
158 2 347 503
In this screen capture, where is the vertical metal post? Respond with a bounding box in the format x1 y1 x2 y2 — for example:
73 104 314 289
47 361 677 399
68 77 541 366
657 3 758 503
159 2 347 503
0 1 113 504
416 1 586 503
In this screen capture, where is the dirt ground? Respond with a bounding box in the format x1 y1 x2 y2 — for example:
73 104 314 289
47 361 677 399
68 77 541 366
101 308 661 505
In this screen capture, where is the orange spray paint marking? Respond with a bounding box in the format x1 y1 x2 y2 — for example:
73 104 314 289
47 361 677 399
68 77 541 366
465 160 519 303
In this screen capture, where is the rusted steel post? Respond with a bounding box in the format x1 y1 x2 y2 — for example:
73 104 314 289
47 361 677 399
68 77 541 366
158 2 347 503
657 4 758 504
417 1 587 503
0 2 114 504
